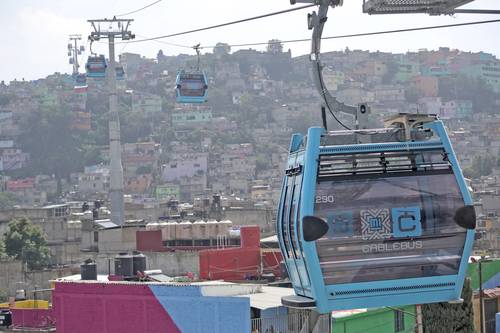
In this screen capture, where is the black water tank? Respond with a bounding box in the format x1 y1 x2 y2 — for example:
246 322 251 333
114 253 134 277
132 251 147 274
80 259 97 280
262 273 276 283
0 310 12 327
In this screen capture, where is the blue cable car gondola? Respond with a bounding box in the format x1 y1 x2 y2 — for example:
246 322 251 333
278 115 476 313
116 65 125 81
175 44 208 103
175 70 208 103
75 73 87 86
279 0 476 315
86 55 107 78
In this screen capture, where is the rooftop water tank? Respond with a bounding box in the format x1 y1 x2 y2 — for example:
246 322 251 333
146 222 160 231
176 221 192 239
132 251 147 274
114 252 134 277
192 220 206 239
206 219 218 239
80 259 97 280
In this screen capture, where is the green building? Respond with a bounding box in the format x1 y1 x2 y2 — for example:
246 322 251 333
460 61 500 93
171 110 212 127
132 93 162 113
155 184 180 200
332 305 416 333
395 59 420 82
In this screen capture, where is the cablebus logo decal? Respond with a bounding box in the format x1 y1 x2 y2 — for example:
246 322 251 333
361 206 423 253
361 208 391 240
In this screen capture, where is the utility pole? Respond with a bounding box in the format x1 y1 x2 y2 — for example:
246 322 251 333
88 18 134 226
67 34 84 76
479 256 484 333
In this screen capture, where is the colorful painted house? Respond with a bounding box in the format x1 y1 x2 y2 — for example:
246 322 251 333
460 61 500 93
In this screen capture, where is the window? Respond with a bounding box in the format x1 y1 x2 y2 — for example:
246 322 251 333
314 172 467 284
93 231 99 242
290 173 303 259
394 310 405 332
281 180 292 258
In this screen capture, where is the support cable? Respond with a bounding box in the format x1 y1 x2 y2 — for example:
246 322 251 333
119 4 316 44
199 18 500 49
115 0 163 17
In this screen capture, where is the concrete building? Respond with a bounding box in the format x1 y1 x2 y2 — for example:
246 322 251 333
171 109 212 129
0 204 82 264
132 92 162 113
412 75 439 97
461 61 500 92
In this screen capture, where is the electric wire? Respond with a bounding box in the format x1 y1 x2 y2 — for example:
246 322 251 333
201 18 500 49
115 0 163 18
119 4 316 44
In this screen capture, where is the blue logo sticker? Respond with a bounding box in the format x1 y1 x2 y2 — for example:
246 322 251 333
327 211 353 238
392 207 422 238
361 208 392 240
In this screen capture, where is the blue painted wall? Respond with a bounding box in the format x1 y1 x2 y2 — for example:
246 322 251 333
149 285 250 333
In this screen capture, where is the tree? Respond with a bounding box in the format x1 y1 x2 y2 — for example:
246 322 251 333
422 278 475 333
0 192 19 210
463 154 496 179
0 238 4 258
267 39 283 54
18 106 87 180
213 42 231 56
439 75 499 114
4 218 50 270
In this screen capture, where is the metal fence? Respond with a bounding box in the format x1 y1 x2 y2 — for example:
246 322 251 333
251 312 330 333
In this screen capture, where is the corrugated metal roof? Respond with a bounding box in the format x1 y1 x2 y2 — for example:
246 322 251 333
261 235 278 243
95 220 119 229
236 286 295 310
482 288 500 299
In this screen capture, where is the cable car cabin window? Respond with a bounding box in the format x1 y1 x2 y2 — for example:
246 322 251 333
179 80 206 97
314 172 467 285
290 173 303 259
281 180 292 258
288 180 298 259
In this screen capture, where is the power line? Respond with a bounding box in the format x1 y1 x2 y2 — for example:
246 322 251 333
136 34 192 49
202 18 500 49
115 0 163 18
119 4 316 44
125 18 500 52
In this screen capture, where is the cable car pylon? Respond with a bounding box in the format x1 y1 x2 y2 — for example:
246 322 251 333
87 17 135 227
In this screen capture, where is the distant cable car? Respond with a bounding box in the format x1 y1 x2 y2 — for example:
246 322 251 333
175 44 208 103
175 70 208 103
75 73 87 86
116 65 125 81
278 115 476 313
86 55 107 78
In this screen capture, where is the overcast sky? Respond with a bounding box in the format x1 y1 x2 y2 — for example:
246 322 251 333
1 0 499 82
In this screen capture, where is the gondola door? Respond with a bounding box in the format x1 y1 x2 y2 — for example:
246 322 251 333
279 159 311 296
291 169 312 296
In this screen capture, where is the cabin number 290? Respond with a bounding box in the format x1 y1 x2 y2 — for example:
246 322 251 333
315 195 335 203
